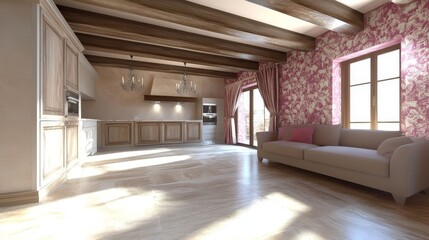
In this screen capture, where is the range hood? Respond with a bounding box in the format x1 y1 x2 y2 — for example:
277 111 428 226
144 77 197 102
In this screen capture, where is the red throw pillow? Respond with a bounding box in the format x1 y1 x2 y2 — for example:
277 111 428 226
277 127 288 140
289 127 314 144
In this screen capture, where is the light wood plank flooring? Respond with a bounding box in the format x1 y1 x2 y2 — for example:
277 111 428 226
1 144 429 240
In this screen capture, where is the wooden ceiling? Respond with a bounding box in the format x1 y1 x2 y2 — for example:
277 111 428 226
54 0 386 79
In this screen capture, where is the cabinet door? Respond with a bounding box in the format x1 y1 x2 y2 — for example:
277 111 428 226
41 124 65 185
65 43 79 91
164 122 183 143
186 122 201 142
136 122 161 145
104 122 132 146
42 19 64 116
66 124 78 165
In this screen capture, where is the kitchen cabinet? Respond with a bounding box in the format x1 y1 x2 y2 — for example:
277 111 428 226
42 17 64 116
99 121 201 148
103 122 133 147
135 122 162 145
164 122 183 143
80 119 97 157
66 122 78 165
40 122 65 186
0 0 91 206
186 122 202 142
65 43 79 92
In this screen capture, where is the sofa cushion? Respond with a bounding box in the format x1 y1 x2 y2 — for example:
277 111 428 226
340 129 402 150
304 146 390 177
313 124 342 146
377 136 413 159
263 141 318 159
277 124 312 141
289 127 315 144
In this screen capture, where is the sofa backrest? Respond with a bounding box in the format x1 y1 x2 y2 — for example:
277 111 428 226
340 129 403 149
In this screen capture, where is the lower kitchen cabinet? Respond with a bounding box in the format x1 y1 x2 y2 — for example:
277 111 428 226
99 121 201 148
102 122 133 147
185 122 202 142
66 122 78 165
135 122 161 145
164 122 183 143
40 121 65 186
80 119 97 157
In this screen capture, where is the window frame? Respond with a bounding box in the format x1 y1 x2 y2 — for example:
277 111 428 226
341 44 401 130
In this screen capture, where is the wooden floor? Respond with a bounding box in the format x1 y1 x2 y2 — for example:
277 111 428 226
1 144 429 240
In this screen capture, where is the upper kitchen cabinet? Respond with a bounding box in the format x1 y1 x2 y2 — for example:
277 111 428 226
65 43 79 92
40 0 83 117
41 19 64 116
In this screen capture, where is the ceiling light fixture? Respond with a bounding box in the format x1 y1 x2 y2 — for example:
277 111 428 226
121 55 144 92
176 62 197 95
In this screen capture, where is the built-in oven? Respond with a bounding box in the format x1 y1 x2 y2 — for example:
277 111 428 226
66 90 80 117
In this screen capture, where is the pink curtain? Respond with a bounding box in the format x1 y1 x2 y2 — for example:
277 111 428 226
256 65 278 131
224 81 243 144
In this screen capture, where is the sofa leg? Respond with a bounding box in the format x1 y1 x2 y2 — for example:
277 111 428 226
392 194 406 205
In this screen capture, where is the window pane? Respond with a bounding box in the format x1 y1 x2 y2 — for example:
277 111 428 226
350 83 371 122
253 89 270 146
350 58 371 85
378 49 400 80
237 91 250 145
378 79 400 122
378 123 400 131
350 123 371 130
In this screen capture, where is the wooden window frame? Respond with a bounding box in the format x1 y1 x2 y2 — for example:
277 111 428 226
342 44 401 130
235 86 257 147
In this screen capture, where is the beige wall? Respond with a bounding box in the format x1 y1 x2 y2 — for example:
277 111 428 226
82 66 225 120
0 0 38 194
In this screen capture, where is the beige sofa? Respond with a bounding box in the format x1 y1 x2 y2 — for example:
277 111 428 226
256 125 429 205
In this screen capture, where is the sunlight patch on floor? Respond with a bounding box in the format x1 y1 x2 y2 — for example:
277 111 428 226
67 166 107 179
86 148 172 162
186 192 310 239
101 155 192 171
0 187 161 239
265 192 310 212
294 231 326 240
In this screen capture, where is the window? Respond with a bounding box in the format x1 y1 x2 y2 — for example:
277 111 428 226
236 87 270 147
342 45 400 131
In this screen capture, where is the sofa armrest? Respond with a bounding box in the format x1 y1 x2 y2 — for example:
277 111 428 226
256 131 276 161
390 141 429 198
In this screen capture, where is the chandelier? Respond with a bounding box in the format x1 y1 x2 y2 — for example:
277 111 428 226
176 62 197 95
121 55 144 92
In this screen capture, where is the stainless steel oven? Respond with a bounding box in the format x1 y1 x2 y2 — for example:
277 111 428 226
66 90 79 116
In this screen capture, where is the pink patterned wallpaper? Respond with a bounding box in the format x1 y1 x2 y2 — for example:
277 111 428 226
277 0 429 138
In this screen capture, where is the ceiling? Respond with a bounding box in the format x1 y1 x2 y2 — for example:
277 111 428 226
54 0 390 79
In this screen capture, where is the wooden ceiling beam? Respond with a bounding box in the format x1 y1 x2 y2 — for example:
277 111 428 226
85 55 237 79
247 0 364 34
61 0 315 51
76 33 259 71
57 6 287 62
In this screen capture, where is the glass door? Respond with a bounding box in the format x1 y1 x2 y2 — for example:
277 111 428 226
237 87 269 147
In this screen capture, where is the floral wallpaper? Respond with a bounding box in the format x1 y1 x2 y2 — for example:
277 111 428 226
278 0 429 138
